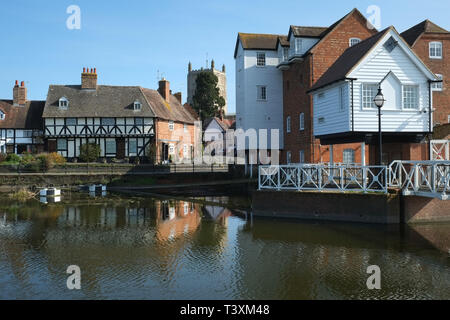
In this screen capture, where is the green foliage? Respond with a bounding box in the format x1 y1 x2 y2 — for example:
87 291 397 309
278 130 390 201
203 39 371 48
36 154 54 172
0 153 6 162
192 71 226 121
145 144 157 164
6 153 20 163
79 143 101 162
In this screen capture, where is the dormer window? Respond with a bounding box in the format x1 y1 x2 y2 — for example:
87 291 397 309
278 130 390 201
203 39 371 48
0 110 5 120
134 100 142 111
349 38 361 47
59 97 69 109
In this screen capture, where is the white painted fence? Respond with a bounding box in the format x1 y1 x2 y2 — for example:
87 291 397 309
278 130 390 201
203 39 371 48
430 140 450 160
259 164 388 193
389 160 449 200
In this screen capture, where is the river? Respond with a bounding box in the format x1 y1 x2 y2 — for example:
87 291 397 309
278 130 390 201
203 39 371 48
0 192 449 299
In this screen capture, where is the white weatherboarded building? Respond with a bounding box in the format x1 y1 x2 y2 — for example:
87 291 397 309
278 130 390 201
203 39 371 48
309 27 439 145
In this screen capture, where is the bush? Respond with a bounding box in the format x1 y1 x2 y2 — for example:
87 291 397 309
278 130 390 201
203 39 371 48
0 153 7 163
6 153 21 163
47 152 66 165
79 143 101 162
20 153 35 166
36 154 54 172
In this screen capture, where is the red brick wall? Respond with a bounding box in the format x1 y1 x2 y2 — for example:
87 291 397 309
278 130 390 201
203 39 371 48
411 34 450 126
282 11 377 164
155 119 195 163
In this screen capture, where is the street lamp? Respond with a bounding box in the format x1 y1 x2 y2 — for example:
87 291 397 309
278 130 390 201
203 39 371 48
373 87 385 165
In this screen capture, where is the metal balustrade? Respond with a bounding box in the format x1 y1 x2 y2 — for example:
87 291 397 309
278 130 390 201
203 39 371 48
430 140 450 160
259 164 388 193
389 160 449 200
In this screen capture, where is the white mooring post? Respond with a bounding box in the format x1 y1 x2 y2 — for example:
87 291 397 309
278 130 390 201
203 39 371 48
361 142 366 166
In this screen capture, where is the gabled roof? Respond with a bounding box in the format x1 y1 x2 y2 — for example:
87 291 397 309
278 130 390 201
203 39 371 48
141 88 197 124
0 100 45 129
203 117 235 132
287 26 328 41
43 85 196 124
401 19 449 47
234 33 286 58
309 27 390 92
309 26 437 92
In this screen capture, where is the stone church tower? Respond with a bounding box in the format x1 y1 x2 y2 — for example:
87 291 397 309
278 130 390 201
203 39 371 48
187 60 227 115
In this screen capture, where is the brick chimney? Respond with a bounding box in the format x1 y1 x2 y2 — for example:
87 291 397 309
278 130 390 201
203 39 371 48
81 67 97 90
174 92 182 104
158 78 170 101
13 80 27 106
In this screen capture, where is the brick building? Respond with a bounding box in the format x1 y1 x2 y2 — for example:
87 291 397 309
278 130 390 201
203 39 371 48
401 20 450 126
281 9 378 164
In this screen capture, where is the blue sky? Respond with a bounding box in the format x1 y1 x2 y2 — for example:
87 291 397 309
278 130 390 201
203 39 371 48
0 0 449 113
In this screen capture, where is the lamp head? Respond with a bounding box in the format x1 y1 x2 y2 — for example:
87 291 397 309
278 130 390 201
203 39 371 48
373 87 385 108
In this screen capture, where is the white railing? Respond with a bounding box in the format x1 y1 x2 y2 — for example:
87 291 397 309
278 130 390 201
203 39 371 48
259 164 388 193
389 160 450 200
430 140 450 160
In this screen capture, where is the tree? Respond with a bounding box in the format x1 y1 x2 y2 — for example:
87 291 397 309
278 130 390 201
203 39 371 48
192 72 225 121
79 143 101 162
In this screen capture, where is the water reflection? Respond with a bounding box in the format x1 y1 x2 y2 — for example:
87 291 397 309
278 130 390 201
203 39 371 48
0 195 449 300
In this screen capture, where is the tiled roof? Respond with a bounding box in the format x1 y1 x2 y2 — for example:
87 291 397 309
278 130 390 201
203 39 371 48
289 26 328 38
401 19 449 46
234 33 286 57
0 100 45 129
42 85 196 124
309 27 391 92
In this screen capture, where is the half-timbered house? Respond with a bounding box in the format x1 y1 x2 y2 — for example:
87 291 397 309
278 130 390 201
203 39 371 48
42 68 196 162
0 81 45 154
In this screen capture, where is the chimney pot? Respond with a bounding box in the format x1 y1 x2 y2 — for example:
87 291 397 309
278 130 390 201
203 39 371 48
13 80 26 105
81 68 98 90
83 67 86 73
15 80 19 86
20 81 24 87
94 68 96 74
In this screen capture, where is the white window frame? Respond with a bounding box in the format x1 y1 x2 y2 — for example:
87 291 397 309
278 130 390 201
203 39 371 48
299 150 305 163
256 52 266 67
448 114 450 123
168 120 174 131
128 139 137 155
429 42 442 59
183 144 188 157
361 83 378 109
184 123 188 133
286 116 291 133
257 85 267 101
134 100 142 111
343 149 355 164
168 143 175 155
105 139 116 155
432 74 443 91
349 38 361 47
287 151 292 164
402 85 419 110
283 47 289 61
0 111 4 120
59 97 69 109
299 113 304 131
295 38 302 54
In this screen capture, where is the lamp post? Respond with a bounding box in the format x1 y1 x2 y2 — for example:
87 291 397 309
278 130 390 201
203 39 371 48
373 87 385 165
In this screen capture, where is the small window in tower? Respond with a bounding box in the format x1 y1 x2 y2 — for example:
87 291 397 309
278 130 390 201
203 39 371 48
349 38 361 47
257 52 266 66
0 110 5 120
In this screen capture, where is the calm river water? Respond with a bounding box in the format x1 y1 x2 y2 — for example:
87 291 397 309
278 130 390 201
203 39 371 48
0 192 449 300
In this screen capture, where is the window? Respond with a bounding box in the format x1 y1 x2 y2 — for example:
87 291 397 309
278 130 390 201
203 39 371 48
59 97 69 109
318 92 325 99
343 149 355 164
318 117 325 124
0 111 4 120
134 100 142 111
429 42 442 59
23 131 33 138
257 86 267 100
184 123 188 133
287 151 292 164
448 115 450 123
66 118 77 126
299 150 305 163
168 121 174 131
135 118 143 125
339 86 345 111
168 144 175 155
286 116 291 133
432 74 443 91
57 139 67 151
362 84 378 108
299 113 304 131
128 139 137 154
283 47 289 61
101 118 115 126
295 38 302 54
183 144 188 157
349 38 361 47
403 85 419 109
105 139 116 154
256 52 266 66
